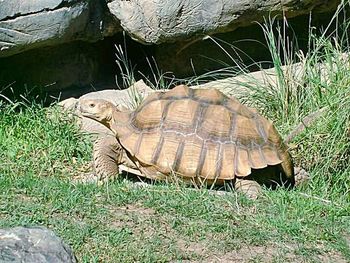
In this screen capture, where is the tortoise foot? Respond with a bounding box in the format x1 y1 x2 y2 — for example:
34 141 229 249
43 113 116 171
234 179 262 199
294 167 310 187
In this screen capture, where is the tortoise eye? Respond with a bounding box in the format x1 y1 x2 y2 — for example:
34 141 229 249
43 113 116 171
89 103 95 108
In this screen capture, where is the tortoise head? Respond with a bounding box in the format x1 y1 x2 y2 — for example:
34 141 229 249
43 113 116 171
79 99 115 125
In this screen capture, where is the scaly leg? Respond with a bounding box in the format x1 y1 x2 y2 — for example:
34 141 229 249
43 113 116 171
93 135 124 183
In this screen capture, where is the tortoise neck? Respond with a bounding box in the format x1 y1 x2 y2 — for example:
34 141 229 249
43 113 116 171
105 109 132 138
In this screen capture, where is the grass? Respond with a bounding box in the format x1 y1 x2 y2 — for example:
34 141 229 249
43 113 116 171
1 3 350 262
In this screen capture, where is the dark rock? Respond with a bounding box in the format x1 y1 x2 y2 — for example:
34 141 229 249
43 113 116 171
0 226 76 263
0 35 149 96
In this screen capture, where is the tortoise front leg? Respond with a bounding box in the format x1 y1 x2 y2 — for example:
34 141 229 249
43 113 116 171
93 135 124 183
234 178 262 199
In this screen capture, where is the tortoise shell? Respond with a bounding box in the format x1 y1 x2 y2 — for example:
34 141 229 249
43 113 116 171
117 85 293 181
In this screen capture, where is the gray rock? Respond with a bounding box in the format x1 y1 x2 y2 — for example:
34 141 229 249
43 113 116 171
0 0 120 57
108 0 340 44
0 0 64 21
0 226 76 263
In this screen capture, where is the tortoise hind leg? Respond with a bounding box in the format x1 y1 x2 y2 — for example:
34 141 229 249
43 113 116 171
234 179 262 199
294 167 310 187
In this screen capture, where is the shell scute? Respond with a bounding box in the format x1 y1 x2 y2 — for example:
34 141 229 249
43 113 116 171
235 145 252 177
193 88 225 103
197 104 232 140
199 141 221 180
232 115 266 144
163 99 199 134
120 132 140 156
225 98 255 118
220 144 236 179
155 135 179 174
248 144 268 169
177 135 202 177
133 99 165 130
161 85 190 99
136 132 160 164
261 144 281 166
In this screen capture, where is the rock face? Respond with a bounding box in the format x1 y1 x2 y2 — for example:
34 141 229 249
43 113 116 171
152 11 336 76
0 226 76 263
0 0 343 94
107 0 341 44
0 0 120 57
0 0 341 58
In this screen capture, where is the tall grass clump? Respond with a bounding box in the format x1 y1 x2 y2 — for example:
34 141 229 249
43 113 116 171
114 32 178 109
239 3 350 201
0 100 91 179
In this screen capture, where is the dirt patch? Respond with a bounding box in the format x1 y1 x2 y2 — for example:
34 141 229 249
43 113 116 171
178 242 349 263
176 239 209 256
107 204 156 229
316 251 348 263
108 203 156 218
344 233 350 247
17 193 36 202
201 244 298 263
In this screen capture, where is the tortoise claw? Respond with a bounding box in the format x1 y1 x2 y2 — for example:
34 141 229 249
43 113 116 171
294 167 310 187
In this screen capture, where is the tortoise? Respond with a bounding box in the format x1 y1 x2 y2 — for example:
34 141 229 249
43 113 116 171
79 85 296 198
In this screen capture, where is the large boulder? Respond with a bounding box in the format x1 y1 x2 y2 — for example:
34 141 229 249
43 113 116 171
0 226 76 263
0 0 120 57
0 0 341 58
107 0 341 44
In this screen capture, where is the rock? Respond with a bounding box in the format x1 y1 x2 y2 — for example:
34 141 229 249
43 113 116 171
60 51 349 115
192 52 350 98
0 0 343 94
0 226 76 263
78 78 154 108
151 10 339 76
0 0 341 58
107 0 340 44
59 79 154 111
0 0 120 57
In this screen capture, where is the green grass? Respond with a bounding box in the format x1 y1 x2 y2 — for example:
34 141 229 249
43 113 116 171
1 3 350 262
